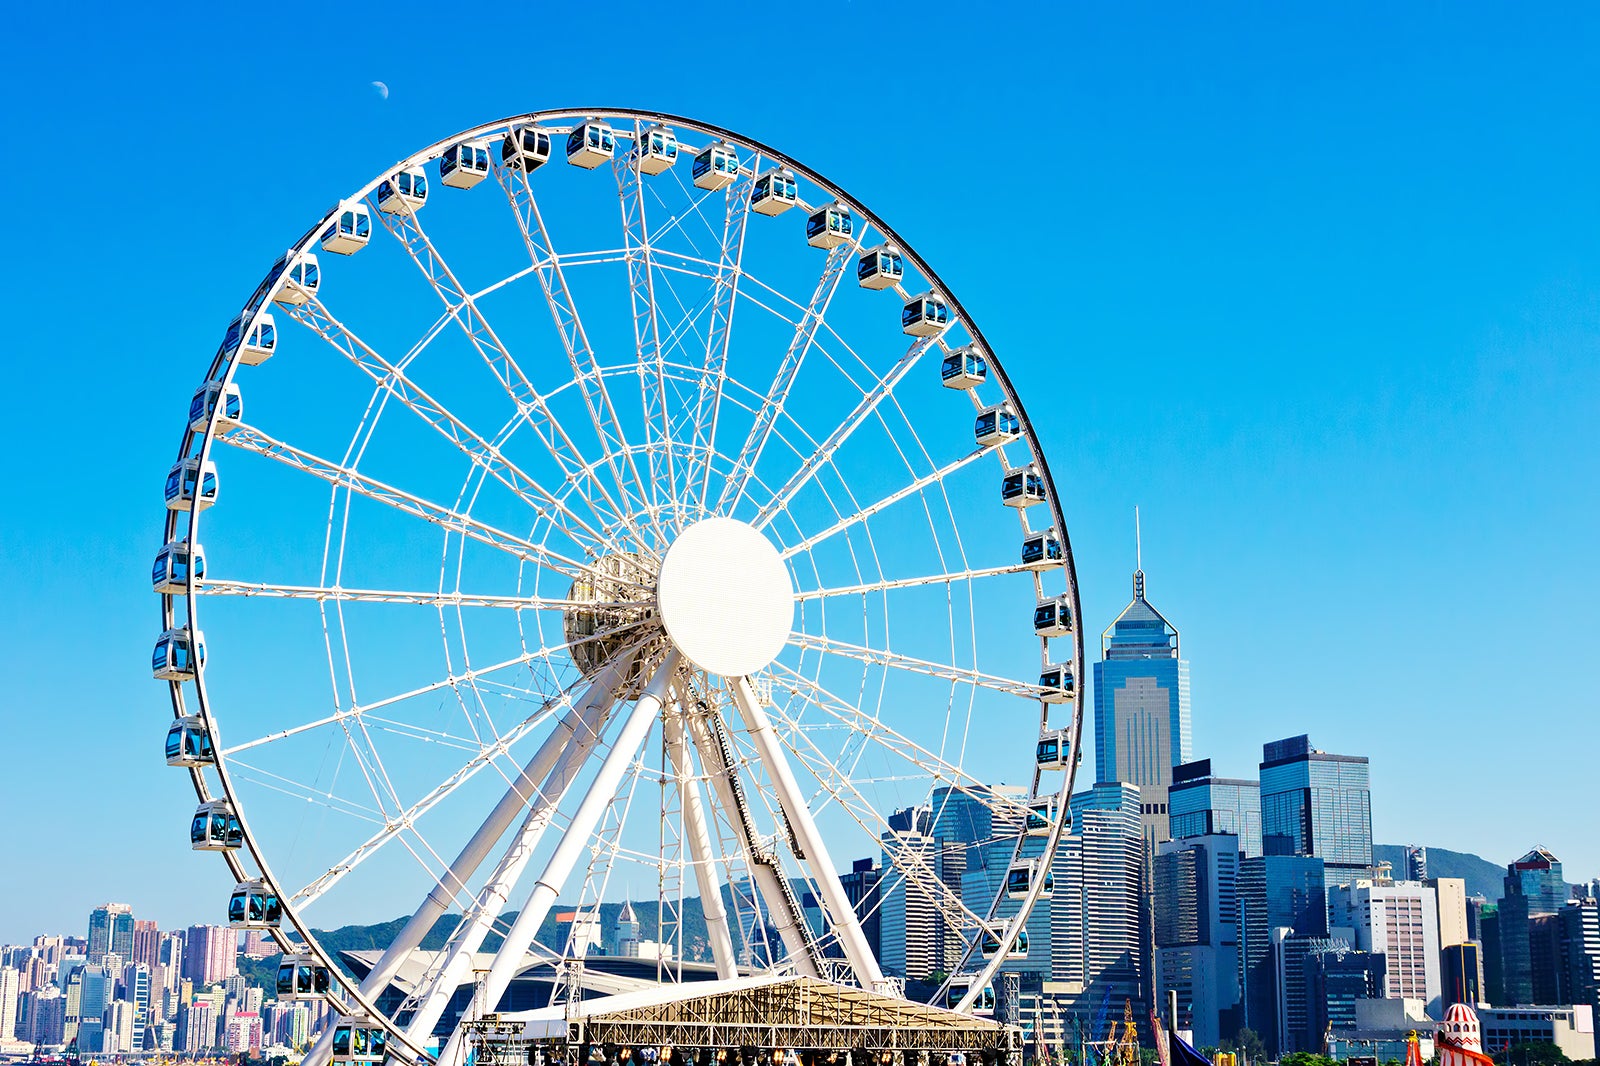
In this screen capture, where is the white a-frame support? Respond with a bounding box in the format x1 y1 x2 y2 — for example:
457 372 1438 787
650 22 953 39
727 675 886 992
663 687 737 978
436 651 680 1066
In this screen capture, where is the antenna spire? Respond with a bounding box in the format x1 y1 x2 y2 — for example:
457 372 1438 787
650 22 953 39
1133 506 1145 600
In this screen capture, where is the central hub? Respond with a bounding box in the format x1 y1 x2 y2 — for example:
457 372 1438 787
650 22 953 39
656 517 794 678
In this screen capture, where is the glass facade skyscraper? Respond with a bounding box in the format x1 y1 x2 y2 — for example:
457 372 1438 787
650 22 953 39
1094 566 1191 849
1238 854 1327 1056
1259 735 1372 871
1169 759 1263 857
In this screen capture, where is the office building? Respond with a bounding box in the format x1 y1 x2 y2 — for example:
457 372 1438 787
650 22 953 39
1153 833 1241 1046
1308 944 1386 1049
1511 848 1569 915
1239 854 1327 1056
1442 943 1484 1010
1561 900 1600 1043
840 858 883 962
932 783 1026 970
85 905 133 967
1093 560 1191 850
1406 846 1429 882
879 805 938 981
1478 1005 1595 1060
1274 932 1345 1054
1168 761 1262 858
1329 879 1442 1017
1058 784 1146 1013
1429 878 1470 948
1259 735 1372 872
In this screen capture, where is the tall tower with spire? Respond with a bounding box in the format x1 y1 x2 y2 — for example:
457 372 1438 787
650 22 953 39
1093 513 1192 850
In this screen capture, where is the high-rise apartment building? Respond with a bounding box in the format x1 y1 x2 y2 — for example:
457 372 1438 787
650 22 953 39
1168 760 1262 858
1153 833 1241 1046
181 926 236 989
1259 735 1372 872
1093 562 1191 849
131 920 160 970
1328 879 1442 1016
1238 854 1327 1056
0 967 20 1042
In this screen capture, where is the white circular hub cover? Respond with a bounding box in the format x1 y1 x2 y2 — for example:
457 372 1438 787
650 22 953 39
657 517 794 677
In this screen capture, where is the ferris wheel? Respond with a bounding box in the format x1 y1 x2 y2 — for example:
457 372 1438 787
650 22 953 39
154 109 1087 1065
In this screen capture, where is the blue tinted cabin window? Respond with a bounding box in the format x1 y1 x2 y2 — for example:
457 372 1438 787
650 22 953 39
693 153 711 178
189 393 207 424
224 393 242 420
223 322 242 350
444 146 459 166
333 1028 352 1057
166 727 183 760
1033 605 1052 628
190 813 207 844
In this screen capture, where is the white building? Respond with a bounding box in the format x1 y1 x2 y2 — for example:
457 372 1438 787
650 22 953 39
1330 878 1442 1017
1478 1005 1595 1061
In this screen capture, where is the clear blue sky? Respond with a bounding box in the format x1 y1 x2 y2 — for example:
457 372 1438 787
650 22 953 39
1 2 1596 944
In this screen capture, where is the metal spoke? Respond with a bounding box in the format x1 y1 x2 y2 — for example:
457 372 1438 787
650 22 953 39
783 447 990 560
285 295 615 551
752 337 940 530
788 632 1048 701
793 561 1037 602
198 577 646 613
364 187 643 545
217 422 628 585
492 158 671 550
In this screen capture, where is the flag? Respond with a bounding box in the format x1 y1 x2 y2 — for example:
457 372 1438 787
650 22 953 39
1168 1032 1212 1066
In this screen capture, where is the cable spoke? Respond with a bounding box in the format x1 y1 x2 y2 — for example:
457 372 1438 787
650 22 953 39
793 561 1037 601
782 447 989 559
364 186 643 545
787 631 1047 701
217 422 630 585
752 336 939 529
285 294 614 550
492 157 671 550
197 578 646 613
219 619 649 757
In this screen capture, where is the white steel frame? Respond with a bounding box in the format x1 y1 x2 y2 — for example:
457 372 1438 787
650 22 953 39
155 109 1087 1066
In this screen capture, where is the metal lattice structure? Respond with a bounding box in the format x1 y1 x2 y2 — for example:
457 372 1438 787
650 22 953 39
153 109 1088 1066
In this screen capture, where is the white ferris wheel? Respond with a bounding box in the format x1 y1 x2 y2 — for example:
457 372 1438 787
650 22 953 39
154 108 1086 1066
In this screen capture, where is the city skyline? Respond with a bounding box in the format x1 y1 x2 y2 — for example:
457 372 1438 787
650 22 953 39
2 2 1598 945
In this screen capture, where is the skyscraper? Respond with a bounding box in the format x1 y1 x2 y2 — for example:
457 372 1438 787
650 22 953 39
86 905 134 967
1328 879 1442 1017
1238 854 1327 1056
879 805 937 981
1069 784 1146 1014
1094 558 1191 850
1168 760 1263 858
1510 848 1569 915
1259 735 1372 872
181 926 236 989
131 920 160 970
840 859 884 964
1153 833 1242 1046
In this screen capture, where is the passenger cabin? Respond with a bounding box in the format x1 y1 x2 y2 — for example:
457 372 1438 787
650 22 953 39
330 1019 387 1063
228 879 282 929
940 345 987 389
1038 663 1075 703
276 953 332 1000
979 925 1027 959
191 799 243 851
751 169 799 215
320 201 371 255
1035 729 1071 770
1033 595 1073 637
152 540 205 594
857 243 903 290
635 126 679 174
1021 530 1064 570
1001 465 1046 508
376 167 429 214
273 255 320 307
223 312 277 366
974 404 1020 447
165 715 214 767
567 120 616 169
901 292 951 338
165 457 218 511
806 201 853 249
692 142 740 190
1025 795 1057 835
502 127 552 172
439 142 491 188
1006 859 1054 900
944 978 995 1014
153 627 205 681
189 382 242 433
